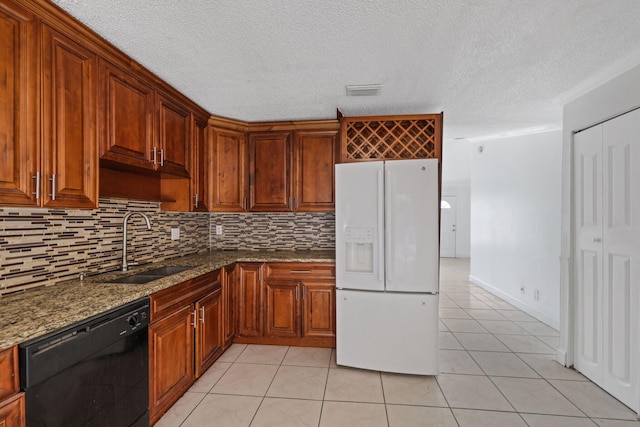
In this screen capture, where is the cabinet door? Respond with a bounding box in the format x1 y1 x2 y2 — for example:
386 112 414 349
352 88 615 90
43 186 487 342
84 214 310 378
248 132 292 212
0 346 18 401
98 59 155 170
293 130 337 212
0 393 25 427
237 263 264 337
191 118 210 211
211 127 247 211
156 93 191 177
222 265 237 347
0 1 38 206
41 25 98 209
149 305 195 423
265 281 300 338
195 288 223 377
302 281 336 338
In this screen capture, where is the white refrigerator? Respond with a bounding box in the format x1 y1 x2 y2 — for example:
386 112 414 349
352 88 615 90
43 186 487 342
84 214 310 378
335 158 440 375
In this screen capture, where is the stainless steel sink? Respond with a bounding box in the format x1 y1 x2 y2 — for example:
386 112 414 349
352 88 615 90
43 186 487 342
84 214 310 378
108 265 192 284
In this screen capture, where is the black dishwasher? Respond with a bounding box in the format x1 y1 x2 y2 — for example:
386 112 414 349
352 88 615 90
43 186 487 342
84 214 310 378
19 297 150 427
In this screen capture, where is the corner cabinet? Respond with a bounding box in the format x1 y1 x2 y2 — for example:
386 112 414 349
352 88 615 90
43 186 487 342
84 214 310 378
149 271 223 424
236 263 264 337
248 132 293 212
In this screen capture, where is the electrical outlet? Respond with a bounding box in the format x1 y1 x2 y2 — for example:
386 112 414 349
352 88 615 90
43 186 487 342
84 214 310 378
215 225 223 235
534 289 540 301
171 228 180 240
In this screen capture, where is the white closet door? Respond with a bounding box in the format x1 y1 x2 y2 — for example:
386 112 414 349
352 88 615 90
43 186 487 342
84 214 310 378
601 108 640 411
574 124 604 385
574 108 640 413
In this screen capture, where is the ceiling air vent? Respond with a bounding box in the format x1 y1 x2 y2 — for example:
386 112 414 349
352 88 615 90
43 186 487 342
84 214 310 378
346 84 382 96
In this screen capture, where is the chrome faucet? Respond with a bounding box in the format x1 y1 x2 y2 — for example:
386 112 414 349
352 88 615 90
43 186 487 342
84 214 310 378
122 212 152 272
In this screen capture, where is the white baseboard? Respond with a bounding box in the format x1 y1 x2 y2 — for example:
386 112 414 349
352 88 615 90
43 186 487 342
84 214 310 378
468 275 560 331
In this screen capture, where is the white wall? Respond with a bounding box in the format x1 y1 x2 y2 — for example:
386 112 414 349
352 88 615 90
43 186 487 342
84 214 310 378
559 64 640 365
442 139 472 257
469 130 562 328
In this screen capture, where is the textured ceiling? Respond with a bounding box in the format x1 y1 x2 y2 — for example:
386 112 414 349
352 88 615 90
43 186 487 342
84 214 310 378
52 0 640 141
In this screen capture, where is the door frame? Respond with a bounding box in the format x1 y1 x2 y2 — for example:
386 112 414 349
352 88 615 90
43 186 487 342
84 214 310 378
440 195 457 258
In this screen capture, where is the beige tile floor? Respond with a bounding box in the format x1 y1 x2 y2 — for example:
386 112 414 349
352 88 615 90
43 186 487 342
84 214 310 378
156 258 640 427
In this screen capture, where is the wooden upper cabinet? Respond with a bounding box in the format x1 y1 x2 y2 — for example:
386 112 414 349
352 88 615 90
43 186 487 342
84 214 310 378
41 24 98 208
98 59 155 170
191 117 210 211
293 130 337 212
248 132 292 212
156 92 191 177
210 126 246 212
0 1 38 207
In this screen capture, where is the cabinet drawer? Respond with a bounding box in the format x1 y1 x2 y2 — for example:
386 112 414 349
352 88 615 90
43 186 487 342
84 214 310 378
264 263 335 280
150 271 220 321
0 346 18 402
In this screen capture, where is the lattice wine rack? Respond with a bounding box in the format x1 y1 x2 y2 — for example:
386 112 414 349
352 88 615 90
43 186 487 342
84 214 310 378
340 114 443 162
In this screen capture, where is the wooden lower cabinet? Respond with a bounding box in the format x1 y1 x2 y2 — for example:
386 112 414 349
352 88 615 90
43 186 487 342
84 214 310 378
0 346 23 427
302 281 336 338
221 265 237 348
265 281 299 338
0 393 25 427
236 263 264 337
149 305 194 423
237 263 336 347
149 271 224 424
195 288 223 377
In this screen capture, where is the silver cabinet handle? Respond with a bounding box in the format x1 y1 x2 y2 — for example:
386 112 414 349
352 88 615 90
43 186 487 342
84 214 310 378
32 171 41 200
194 193 199 208
243 197 247 210
159 149 164 166
152 147 157 165
295 286 299 300
291 270 312 274
200 306 205 324
49 174 56 201
302 286 307 300
192 309 197 328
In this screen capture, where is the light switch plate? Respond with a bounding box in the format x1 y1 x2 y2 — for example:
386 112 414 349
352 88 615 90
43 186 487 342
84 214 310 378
215 225 223 235
171 228 180 240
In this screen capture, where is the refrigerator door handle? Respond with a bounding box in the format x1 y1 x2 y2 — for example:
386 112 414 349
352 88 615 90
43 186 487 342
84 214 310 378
385 169 394 282
377 169 385 282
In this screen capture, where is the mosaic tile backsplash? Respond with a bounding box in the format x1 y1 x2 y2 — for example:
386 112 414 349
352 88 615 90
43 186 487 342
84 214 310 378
210 212 335 251
0 199 335 296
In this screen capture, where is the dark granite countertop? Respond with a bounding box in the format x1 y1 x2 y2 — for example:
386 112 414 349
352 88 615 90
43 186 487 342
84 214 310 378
0 250 335 349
